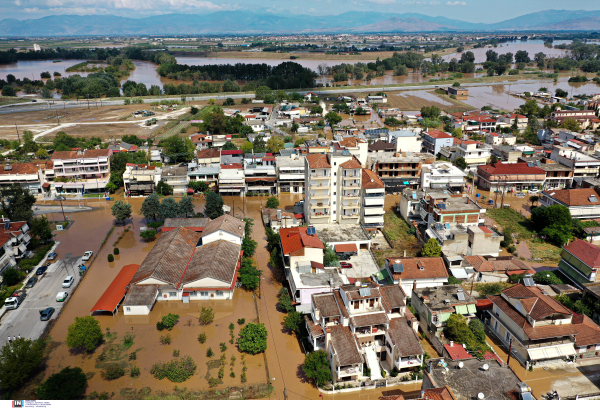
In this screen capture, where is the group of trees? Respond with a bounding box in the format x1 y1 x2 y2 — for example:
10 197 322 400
530 204 576 246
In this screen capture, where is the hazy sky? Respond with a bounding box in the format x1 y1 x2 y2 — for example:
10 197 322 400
4 0 600 23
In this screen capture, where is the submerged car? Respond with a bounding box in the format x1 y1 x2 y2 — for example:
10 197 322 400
40 307 55 321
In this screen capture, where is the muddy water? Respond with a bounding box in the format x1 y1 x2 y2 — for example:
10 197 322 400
316 71 486 86
443 40 569 63
175 56 373 71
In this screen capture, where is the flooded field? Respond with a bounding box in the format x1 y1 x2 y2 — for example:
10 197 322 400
443 40 569 63
386 91 474 113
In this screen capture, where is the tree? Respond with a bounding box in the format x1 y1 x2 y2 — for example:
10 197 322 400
324 111 342 127
36 147 49 158
454 157 467 170
222 141 236 150
140 193 160 221
278 291 294 313
421 105 441 120
555 88 568 98
156 180 173 196
178 195 195 218
530 204 574 246
2 268 24 286
529 195 539 208
29 215 53 242
111 200 132 225
241 141 253 154
140 229 158 241
291 123 299 133
422 238 441 257
266 196 280 209
468 319 486 343
266 137 284 154
188 180 209 193
283 311 303 333
302 351 331 387
159 196 180 219
241 217 257 257
446 314 476 346
239 257 261 290
36 366 87 400
66 316 103 352
323 243 340 267
533 270 563 285
451 128 463 139
520 99 539 117
562 118 581 132
22 130 37 153
199 307 215 325
238 323 268 355
190 106 199 115
0 338 47 391
515 50 530 63
252 135 266 153
0 183 37 222
204 191 224 219
310 105 323 115
2 85 16 96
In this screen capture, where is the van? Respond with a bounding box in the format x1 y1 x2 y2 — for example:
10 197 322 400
5 290 27 310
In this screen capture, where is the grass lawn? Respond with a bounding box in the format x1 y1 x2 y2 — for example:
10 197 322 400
528 241 562 264
373 211 422 268
486 207 534 240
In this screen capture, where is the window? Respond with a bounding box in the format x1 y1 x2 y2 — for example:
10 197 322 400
169 292 177 297
200 291 209 297
126 307 131 312
189 291 197 296
216 291 224 296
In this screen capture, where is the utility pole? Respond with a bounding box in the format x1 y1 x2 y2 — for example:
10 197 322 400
506 338 513 366
14 123 20 144
501 175 507 208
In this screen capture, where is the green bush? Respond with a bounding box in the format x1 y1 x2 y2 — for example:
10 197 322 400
150 356 197 382
140 229 158 241
219 342 228 352
197 333 207 344
159 334 172 345
113 247 119 255
147 221 163 229
123 333 134 347
156 321 165 331
101 365 125 380
36 366 87 400
237 318 246 325
238 323 268 355
108 254 114 262
533 270 563 285
130 366 140 378
161 313 180 330
206 347 214 357
447 276 462 285
173 349 180 357
1 268 24 286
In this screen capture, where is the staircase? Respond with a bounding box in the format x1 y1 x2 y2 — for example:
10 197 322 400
364 346 382 380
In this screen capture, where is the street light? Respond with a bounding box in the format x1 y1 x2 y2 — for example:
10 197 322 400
54 195 66 221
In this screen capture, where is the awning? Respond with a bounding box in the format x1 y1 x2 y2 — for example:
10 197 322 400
335 243 357 253
187 188 194 194
42 182 50 188
90 264 140 315
451 268 468 279
527 344 577 361
54 184 63 188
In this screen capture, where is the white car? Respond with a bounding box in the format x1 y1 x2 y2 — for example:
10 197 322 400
56 292 69 302
81 251 93 261
528 189 540 194
62 276 74 288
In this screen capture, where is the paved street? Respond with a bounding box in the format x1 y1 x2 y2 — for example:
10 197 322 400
0 255 83 347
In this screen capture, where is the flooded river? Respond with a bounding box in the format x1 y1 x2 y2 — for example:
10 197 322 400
443 40 570 63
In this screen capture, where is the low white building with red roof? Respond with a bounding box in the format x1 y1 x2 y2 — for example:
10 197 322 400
559 239 600 287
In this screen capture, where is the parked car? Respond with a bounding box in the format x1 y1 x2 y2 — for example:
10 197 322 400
39 307 55 321
5 290 27 310
47 252 58 260
25 276 38 288
35 266 48 275
529 189 540 194
81 251 93 261
338 253 351 261
62 276 74 288
56 292 69 302
340 262 353 269
515 192 526 198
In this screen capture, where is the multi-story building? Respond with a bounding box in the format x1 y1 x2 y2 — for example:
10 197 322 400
496 113 528 129
51 149 111 194
385 257 449 297
487 283 600 368
540 188 600 219
0 220 31 272
422 130 453 156
389 130 422 153
244 157 277 195
361 169 385 229
161 166 188 195
420 162 466 192
550 146 600 179
454 141 492 170
196 149 221 167
492 145 524 163
123 163 161 196
332 137 368 164
0 161 53 194
187 164 219 188
218 165 245 195
420 192 485 228
477 162 546 192
518 157 574 190
306 282 424 383
366 151 435 193
549 108 600 131
412 285 477 335
398 189 427 223
304 153 363 225
428 225 503 258
276 154 305 194
486 132 517 146
558 239 600 287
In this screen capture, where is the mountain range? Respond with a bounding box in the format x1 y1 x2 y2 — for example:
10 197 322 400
2 9 600 35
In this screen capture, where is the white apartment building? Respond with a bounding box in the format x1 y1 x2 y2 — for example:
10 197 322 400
332 137 369 165
389 130 422 153
51 149 112 194
454 141 492 170
276 154 305 194
496 113 528 129
245 161 277 195
361 169 385 229
420 162 466 191
123 164 162 196
550 145 600 179
161 166 188 195
0 221 31 272
0 161 53 194
485 132 516 146
304 153 363 225
218 166 245 195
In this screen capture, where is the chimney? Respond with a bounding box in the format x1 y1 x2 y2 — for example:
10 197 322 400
413 280 417 292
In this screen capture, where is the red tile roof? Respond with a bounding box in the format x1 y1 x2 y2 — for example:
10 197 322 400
305 154 331 169
424 130 452 139
362 168 385 189
90 264 140 314
444 343 472 360
387 257 449 280
562 239 600 268
197 149 220 159
221 163 243 169
339 157 362 169
478 162 546 175
335 243 357 252
546 188 600 207
279 227 324 256
221 150 242 155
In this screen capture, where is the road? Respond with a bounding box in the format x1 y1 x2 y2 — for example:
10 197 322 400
0 77 541 116
0 255 83 347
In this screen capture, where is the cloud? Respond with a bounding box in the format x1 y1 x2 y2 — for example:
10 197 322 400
446 1 466 5
365 0 396 4
402 1 440 5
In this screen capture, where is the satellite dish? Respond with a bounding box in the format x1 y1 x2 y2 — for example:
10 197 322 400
478 393 485 400
458 362 464 369
482 364 489 371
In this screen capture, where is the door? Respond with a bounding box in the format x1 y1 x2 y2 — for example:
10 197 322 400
200 291 209 299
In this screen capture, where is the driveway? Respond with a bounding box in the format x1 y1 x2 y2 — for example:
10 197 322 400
0 255 83 346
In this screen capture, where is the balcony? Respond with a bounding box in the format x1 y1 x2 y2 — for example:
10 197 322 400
311 212 330 218
364 207 384 215
310 202 330 208
311 172 329 179
342 184 360 189
310 183 330 189
397 356 423 369
338 366 361 378
310 191 330 199
364 197 384 206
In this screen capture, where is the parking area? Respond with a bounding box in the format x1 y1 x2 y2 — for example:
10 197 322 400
0 255 83 346
342 249 380 279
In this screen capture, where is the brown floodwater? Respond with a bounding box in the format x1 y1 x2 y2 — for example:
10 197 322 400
443 40 569 63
